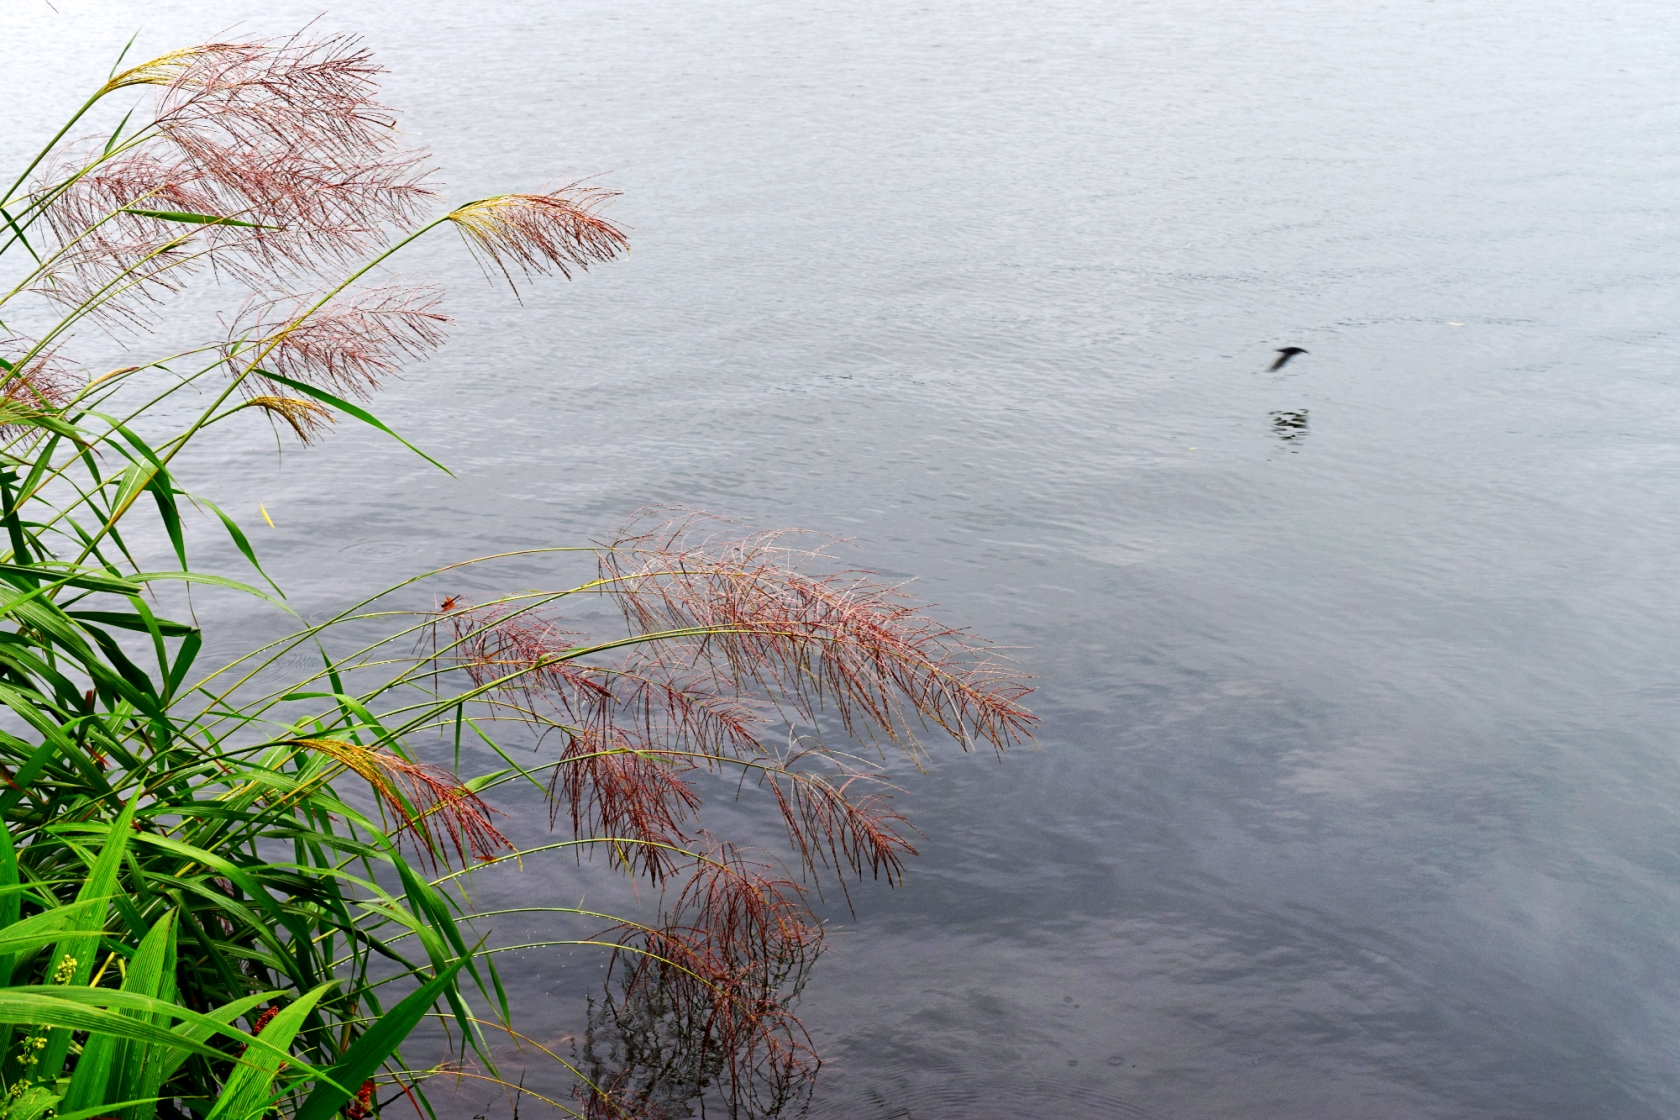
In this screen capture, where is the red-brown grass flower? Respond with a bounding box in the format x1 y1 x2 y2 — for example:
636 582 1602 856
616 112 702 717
441 600 765 759
149 33 434 261
553 729 702 882
598 516 1038 756
228 283 448 398
0 341 76 413
431 520 1033 897
447 187 628 290
32 32 434 328
753 749 918 887
297 737 512 869
30 152 216 329
0 342 77 445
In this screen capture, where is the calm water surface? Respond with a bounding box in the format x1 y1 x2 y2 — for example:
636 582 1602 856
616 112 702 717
11 1 1680 1115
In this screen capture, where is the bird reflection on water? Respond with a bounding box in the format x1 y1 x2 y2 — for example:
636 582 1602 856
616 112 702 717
1269 409 1309 446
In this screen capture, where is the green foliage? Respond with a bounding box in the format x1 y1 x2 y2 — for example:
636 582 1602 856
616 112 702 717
0 30 621 1118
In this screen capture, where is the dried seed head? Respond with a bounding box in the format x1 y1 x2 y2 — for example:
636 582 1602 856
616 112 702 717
448 187 628 290
227 283 448 398
101 44 255 94
244 395 335 443
0 343 77 441
34 32 437 331
298 738 512 869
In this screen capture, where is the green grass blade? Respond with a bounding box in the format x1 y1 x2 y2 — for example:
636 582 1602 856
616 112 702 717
0 822 18 986
39 796 138 1078
0 992 223 1061
149 991 272 1087
56 1100 166 1120
147 473 187 570
117 909 177 1120
0 206 39 264
294 956 469 1120
64 611 195 637
164 628 202 704
256 370 453 475
0 899 104 957
205 980 338 1120
194 495 284 596
120 208 280 230
20 988 328 1075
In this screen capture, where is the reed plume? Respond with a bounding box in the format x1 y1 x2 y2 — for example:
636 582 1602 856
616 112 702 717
299 737 513 869
428 515 1035 1114
448 188 630 289
242 394 335 442
227 283 449 399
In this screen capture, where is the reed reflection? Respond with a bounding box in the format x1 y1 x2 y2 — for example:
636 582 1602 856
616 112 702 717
578 918 821 1120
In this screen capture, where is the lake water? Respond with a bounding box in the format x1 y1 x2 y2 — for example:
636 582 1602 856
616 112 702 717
10 1 1680 1116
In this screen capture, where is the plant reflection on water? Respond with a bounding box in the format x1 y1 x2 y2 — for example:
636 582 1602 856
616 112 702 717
579 920 820 1120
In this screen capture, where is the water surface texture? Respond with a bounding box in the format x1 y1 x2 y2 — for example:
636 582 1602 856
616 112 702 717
10 1 1680 1116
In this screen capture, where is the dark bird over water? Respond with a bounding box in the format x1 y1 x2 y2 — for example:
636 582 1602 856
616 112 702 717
1269 347 1308 371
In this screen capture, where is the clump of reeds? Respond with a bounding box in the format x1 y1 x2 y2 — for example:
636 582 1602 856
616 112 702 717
0 27 1033 1120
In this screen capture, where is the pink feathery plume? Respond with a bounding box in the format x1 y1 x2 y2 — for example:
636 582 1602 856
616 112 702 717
228 283 448 398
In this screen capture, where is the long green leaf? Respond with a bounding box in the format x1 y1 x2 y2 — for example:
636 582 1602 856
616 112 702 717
0 899 104 958
294 956 469 1120
39 796 138 1079
64 610 195 637
164 627 202 704
257 370 453 475
130 569 288 611
206 981 338 1120
56 1101 167 1120
61 909 175 1115
148 472 187 570
0 823 18 987
150 991 273 1087
0 562 134 594
0 737 64 815
120 909 178 1120
120 207 280 230
18 987 329 1075
0 992 223 1060
195 494 284 596
0 205 39 264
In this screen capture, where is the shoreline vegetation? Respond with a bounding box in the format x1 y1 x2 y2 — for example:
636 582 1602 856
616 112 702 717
0 28 1035 1120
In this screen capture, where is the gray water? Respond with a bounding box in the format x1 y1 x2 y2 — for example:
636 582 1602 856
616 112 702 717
11 0 1680 1115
